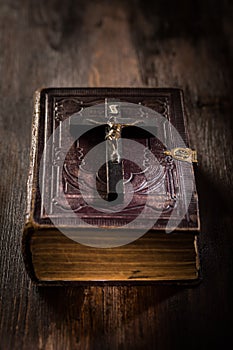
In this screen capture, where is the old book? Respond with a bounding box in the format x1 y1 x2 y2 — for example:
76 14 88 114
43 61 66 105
23 88 200 284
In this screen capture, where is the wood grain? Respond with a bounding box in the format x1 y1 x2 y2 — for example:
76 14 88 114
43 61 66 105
0 0 233 349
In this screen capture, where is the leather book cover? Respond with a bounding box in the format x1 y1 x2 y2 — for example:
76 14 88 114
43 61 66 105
23 88 200 283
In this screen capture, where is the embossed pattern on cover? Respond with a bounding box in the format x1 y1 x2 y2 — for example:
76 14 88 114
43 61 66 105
29 88 199 231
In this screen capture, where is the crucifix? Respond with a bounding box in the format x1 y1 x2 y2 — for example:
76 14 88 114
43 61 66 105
70 101 156 203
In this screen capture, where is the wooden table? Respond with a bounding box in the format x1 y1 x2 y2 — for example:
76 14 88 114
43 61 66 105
0 1 232 349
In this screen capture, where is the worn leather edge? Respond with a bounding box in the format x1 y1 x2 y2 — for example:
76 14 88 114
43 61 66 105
22 89 43 282
179 89 201 232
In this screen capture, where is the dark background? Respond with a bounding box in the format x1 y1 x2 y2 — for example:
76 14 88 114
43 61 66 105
0 0 233 349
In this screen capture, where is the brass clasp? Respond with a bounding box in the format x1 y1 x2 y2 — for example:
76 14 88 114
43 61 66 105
164 148 197 163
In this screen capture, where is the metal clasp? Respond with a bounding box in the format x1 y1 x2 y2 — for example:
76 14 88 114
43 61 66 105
164 148 197 163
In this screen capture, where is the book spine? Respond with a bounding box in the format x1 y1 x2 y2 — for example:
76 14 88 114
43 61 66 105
25 90 41 225
22 90 42 283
